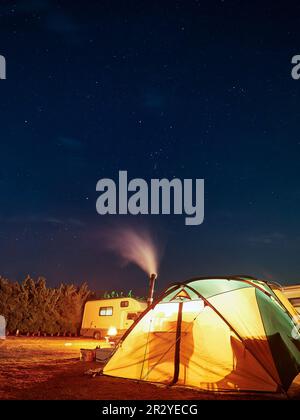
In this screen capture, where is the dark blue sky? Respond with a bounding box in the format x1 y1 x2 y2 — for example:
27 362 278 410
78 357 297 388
0 0 300 294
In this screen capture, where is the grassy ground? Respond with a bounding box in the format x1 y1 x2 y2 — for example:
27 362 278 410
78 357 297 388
0 337 299 400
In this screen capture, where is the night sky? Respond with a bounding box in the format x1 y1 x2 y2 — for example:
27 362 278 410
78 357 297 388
1 0 300 294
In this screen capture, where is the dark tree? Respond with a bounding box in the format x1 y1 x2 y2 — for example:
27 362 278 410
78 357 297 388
0 276 91 335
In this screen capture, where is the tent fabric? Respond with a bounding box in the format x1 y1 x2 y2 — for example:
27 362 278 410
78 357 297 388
255 288 300 390
103 276 300 393
271 288 300 320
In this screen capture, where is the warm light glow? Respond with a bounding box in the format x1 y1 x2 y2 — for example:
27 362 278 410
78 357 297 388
143 301 206 333
107 326 117 336
154 302 178 317
183 300 205 312
152 300 205 318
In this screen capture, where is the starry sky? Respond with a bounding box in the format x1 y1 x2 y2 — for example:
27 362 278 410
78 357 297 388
0 0 300 294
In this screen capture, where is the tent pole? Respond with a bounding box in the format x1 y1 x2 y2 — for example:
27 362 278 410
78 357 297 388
170 302 183 386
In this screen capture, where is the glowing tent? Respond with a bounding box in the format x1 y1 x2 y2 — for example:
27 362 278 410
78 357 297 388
103 276 300 393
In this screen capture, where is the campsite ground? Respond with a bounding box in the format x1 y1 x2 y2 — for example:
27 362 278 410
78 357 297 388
0 337 299 400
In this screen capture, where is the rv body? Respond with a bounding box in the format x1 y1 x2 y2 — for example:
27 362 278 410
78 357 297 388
80 297 147 339
281 285 300 314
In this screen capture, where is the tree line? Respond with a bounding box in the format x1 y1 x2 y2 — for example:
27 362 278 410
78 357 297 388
0 276 91 335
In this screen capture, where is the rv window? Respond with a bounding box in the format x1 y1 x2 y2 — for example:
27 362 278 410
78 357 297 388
120 301 129 308
127 312 138 321
290 298 300 307
99 306 113 316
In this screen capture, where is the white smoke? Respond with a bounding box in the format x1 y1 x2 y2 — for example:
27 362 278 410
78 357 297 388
101 225 162 276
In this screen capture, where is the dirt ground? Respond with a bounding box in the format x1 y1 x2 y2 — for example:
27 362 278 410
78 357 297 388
0 337 299 400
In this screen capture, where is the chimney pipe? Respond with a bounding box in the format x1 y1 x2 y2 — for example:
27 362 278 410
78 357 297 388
147 273 157 307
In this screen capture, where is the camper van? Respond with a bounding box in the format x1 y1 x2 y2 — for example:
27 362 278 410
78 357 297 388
80 297 147 340
282 284 300 314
